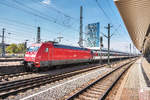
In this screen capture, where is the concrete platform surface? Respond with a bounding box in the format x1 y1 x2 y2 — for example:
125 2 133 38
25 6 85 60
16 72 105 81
114 57 150 100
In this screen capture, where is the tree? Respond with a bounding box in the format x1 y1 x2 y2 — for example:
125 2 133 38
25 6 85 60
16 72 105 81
6 44 18 54
17 43 26 53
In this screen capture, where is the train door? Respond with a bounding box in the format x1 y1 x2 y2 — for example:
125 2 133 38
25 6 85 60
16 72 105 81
44 47 49 61
41 44 52 67
45 44 53 66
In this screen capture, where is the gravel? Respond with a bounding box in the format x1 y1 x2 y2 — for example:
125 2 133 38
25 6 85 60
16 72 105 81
4 63 98 82
4 59 131 100
14 66 112 100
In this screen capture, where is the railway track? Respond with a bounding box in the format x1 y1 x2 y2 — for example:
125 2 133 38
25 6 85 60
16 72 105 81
65 60 135 100
0 63 109 99
0 58 133 99
0 71 32 81
0 59 135 99
0 59 125 82
0 62 106 82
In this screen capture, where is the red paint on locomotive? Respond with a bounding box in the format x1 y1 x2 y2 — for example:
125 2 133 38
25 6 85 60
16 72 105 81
24 41 92 69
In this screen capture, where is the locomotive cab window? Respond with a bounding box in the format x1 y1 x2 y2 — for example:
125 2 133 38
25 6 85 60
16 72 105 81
27 46 40 52
45 48 49 52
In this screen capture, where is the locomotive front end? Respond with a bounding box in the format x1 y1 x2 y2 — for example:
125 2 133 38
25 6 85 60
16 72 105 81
24 44 41 71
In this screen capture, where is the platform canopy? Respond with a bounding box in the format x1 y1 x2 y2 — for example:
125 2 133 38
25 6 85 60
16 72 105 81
114 0 150 55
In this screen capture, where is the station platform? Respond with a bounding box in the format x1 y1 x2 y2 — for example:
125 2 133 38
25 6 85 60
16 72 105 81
0 57 23 62
115 57 150 100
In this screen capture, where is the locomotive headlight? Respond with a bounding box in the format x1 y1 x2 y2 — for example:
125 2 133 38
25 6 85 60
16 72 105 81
35 62 39 65
25 54 29 57
35 62 39 64
31 55 36 57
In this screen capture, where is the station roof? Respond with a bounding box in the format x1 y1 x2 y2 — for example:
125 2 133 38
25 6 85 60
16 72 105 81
114 0 150 54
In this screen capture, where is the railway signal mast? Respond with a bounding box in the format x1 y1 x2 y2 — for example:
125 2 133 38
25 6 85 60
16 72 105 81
78 6 83 47
1 28 5 57
36 27 41 43
104 24 113 66
100 36 103 64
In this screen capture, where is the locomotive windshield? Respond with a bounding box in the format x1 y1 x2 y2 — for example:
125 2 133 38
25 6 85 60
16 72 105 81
27 46 40 52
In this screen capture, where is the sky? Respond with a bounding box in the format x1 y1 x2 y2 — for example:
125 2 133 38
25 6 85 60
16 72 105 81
0 0 138 53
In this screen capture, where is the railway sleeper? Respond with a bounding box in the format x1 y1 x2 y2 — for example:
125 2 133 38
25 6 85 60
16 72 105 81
82 92 101 98
0 76 52 92
94 84 110 88
91 85 109 90
74 98 81 100
86 90 103 95
0 70 79 92
0 76 57 99
65 60 135 100
89 88 105 92
85 90 103 96
78 94 98 100
0 67 94 98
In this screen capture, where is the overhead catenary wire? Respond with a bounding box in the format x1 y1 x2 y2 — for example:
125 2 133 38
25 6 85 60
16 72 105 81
0 27 48 44
15 0 78 29
107 0 119 20
0 0 93 44
0 0 131 49
13 0 57 21
111 24 121 36
95 0 128 33
95 0 130 40
30 0 79 29
0 19 69 44
0 23 35 34
0 18 58 35
0 20 36 32
0 18 36 29
0 28 34 39
4 35 30 42
31 0 78 21
0 0 79 32
95 0 112 23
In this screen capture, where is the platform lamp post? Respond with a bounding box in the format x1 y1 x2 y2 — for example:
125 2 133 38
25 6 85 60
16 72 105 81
100 36 103 65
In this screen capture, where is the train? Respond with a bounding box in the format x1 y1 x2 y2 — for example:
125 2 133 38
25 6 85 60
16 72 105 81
23 41 130 71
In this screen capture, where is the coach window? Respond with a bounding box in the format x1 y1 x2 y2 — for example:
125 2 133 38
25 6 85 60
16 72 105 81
45 48 48 52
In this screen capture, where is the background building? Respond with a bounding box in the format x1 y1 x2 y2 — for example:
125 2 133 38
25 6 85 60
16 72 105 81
85 22 100 47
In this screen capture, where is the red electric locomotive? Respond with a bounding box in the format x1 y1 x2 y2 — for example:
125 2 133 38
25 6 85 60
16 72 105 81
24 41 93 71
